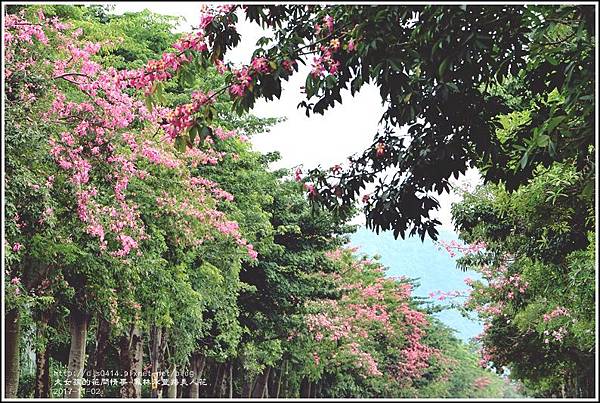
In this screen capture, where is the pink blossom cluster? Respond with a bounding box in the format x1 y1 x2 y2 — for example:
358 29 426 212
6 13 255 260
360 282 384 300
8 276 22 296
311 44 341 77
304 254 436 384
123 43 207 95
183 144 227 167
281 59 297 73
305 312 352 342
189 176 234 202
229 67 253 97
309 15 360 78
213 127 241 142
324 248 344 261
348 303 391 328
543 326 568 343
155 193 256 259
250 57 272 74
173 31 208 53
293 167 303 182
198 4 236 31
347 342 382 377
392 303 436 382
428 289 467 301
482 269 529 301
141 142 181 169
478 344 496 368
4 13 49 46
543 306 570 322
162 90 215 139
438 239 487 258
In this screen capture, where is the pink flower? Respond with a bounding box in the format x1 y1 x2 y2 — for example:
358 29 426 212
294 167 303 182
329 38 341 51
375 142 386 157
348 39 356 52
311 57 326 78
282 59 296 72
199 13 214 30
229 84 244 97
251 57 271 74
12 242 23 252
328 60 340 74
246 244 258 260
215 59 228 74
304 183 317 197
323 15 334 32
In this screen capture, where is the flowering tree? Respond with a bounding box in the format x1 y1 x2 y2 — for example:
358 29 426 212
4 7 255 398
187 4 594 241
4 4 583 400
450 162 595 397
276 247 505 398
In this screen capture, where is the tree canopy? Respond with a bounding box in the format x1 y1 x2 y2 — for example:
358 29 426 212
2 3 594 400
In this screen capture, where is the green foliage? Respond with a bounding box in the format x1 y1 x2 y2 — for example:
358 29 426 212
452 161 595 397
6 5 592 399
202 4 594 240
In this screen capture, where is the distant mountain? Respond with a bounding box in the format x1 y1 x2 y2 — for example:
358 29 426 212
349 226 483 342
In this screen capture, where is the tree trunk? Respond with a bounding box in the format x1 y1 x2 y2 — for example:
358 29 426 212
35 345 50 398
167 363 177 398
132 326 143 398
119 327 136 398
211 363 226 398
275 360 285 398
66 310 89 398
266 366 276 398
300 378 310 398
283 360 289 398
252 367 271 398
149 326 163 398
242 375 255 398
34 312 50 398
188 352 206 398
5 308 21 398
229 362 233 398
89 316 110 398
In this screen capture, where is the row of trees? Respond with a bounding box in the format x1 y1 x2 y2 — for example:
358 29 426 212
191 4 595 397
4 5 515 399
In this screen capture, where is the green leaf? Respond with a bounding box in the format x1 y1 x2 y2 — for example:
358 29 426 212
388 59 402 72
189 125 199 144
519 151 529 169
174 135 186 152
545 115 567 133
325 75 336 88
144 95 154 111
545 54 559 66
438 58 450 80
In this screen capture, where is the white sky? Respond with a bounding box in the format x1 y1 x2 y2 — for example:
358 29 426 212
111 2 481 230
